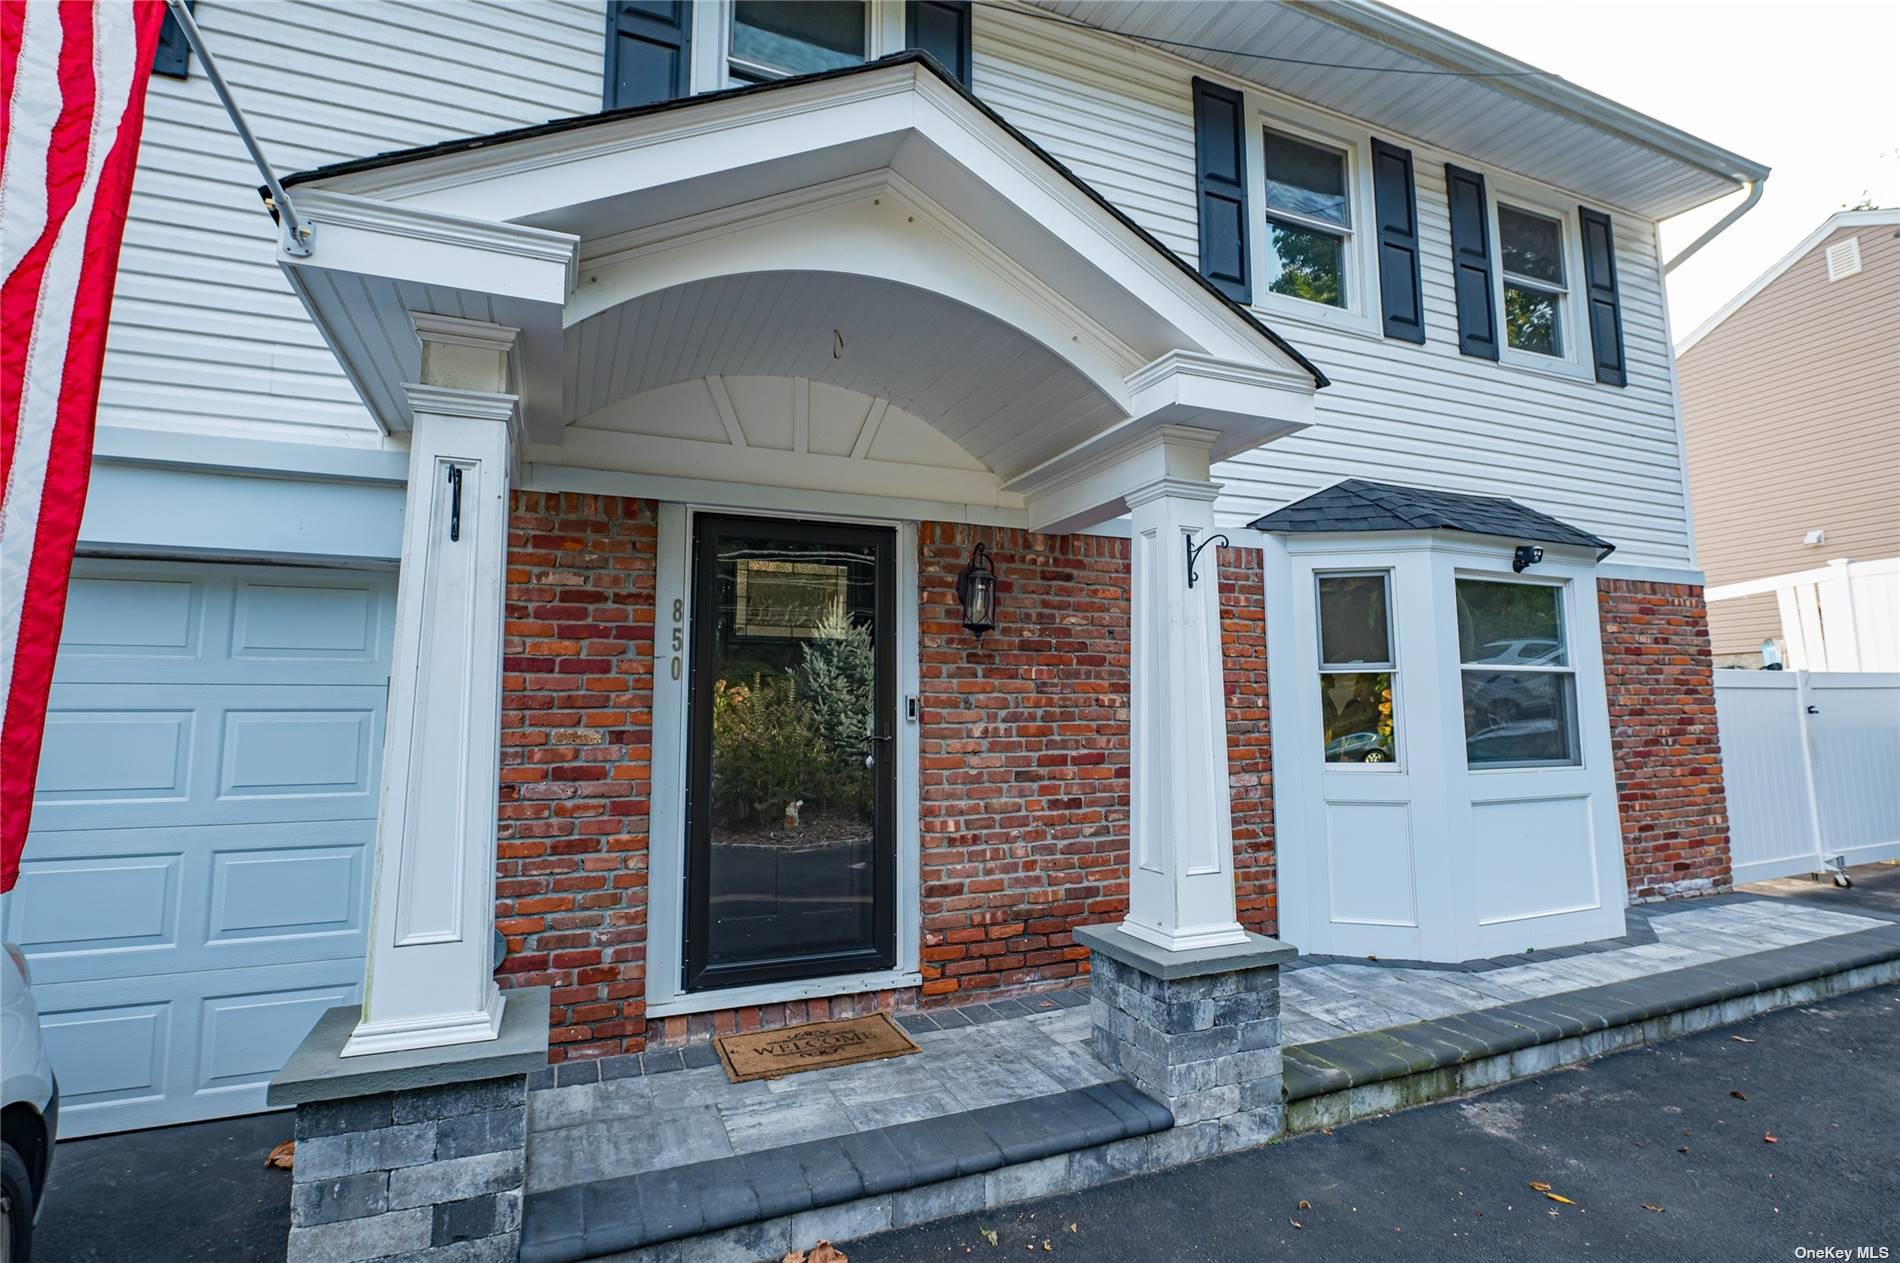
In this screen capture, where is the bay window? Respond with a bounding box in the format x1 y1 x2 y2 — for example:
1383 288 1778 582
1317 572 1398 765
1455 578 1579 767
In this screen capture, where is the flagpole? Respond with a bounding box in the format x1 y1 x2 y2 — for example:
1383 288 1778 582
163 0 314 257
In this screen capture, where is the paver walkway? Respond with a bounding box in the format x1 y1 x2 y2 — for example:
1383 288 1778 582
525 895 1889 1195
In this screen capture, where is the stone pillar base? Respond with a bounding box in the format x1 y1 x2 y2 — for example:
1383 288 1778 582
268 989 551 1263
1075 924 1295 1130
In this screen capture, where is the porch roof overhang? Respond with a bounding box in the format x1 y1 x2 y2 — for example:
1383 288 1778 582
268 54 1320 528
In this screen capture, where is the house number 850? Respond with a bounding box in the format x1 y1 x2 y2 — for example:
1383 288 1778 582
669 598 684 680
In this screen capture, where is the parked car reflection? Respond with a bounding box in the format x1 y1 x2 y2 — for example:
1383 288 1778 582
1324 730 1393 764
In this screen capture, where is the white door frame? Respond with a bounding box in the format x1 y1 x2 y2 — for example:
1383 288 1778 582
644 498 922 1018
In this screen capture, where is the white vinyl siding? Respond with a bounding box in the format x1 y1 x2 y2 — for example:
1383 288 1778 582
973 6 1693 569
103 0 602 447
102 0 1695 570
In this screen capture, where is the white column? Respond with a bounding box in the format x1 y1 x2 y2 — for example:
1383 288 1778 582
344 342 521 1055
1121 475 1250 952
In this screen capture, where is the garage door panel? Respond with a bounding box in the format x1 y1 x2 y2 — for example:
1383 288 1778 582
34 998 173 1117
17 821 374 984
220 708 377 799
7 560 393 1136
58 572 204 659
35 962 365 1138
232 579 387 662
7 852 181 958
34 708 194 803
207 843 365 943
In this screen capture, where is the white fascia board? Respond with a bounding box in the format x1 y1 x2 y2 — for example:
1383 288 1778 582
282 189 577 305
1675 208 1900 356
1007 353 1315 527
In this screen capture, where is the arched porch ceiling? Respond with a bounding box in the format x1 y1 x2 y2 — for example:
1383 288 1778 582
273 55 1322 521
565 266 1116 484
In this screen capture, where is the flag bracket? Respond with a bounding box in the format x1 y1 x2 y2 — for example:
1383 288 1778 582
164 0 313 258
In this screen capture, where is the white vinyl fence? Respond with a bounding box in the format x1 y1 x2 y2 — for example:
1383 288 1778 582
1714 670 1900 884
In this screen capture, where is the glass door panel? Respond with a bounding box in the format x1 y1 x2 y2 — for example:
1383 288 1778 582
684 515 896 992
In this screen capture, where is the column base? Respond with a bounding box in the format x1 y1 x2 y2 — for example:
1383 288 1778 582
342 983 506 1058
1075 923 1296 1130
269 988 550 1263
1117 916 1251 953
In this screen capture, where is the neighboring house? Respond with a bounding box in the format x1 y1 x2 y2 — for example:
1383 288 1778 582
1676 208 1900 671
1 0 1765 1140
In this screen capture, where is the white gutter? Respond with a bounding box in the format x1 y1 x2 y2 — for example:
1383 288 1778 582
1664 177 1765 274
1312 0 1772 193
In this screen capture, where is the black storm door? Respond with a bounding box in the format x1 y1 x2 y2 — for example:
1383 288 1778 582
683 515 897 992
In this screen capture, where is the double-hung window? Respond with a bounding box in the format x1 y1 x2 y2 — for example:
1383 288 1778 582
1497 204 1568 358
1317 573 1398 766
1455 578 1579 767
729 1 868 81
1262 128 1353 310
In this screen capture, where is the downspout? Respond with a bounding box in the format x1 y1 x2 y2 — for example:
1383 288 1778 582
1664 177 1764 274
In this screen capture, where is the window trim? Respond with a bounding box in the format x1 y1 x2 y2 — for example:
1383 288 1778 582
1315 568 1403 771
701 0 901 91
1482 180 1591 380
1453 573 1582 770
1246 102 1382 337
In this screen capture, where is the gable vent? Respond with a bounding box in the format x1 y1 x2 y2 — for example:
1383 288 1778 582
1825 236 1863 281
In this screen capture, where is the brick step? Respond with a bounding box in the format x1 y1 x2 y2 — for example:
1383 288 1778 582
1282 924 1900 1133
519 1081 1176 1263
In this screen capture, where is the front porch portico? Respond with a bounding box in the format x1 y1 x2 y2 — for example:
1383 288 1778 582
272 53 1320 1066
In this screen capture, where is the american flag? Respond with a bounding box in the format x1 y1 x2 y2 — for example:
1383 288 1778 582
1 0 167 892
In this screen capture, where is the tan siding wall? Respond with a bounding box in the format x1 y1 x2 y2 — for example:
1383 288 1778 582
1679 223 1900 654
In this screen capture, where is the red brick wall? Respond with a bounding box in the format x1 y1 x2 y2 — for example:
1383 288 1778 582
495 492 657 1062
493 505 1276 1054
1599 579 1733 900
915 524 1275 1005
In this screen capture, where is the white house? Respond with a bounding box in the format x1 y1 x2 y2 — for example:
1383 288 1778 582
5 0 1764 1150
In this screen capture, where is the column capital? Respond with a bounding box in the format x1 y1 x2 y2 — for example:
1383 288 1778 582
1123 475 1223 510
410 312 520 398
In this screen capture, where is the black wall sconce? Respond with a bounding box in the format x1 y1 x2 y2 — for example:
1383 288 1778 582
1512 544 1544 573
955 541 997 640
1185 532 1229 588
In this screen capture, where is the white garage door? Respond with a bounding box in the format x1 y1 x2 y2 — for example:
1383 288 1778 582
1 560 394 1137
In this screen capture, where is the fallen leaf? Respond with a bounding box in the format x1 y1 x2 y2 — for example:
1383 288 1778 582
1319 1127 1334 1136
1041 1241 1053 1252
782 1253 806 1263
1764 1133 1778 1144
1290 1220 1303 1230
266 1141 295 1171
979 1228 999 1247
1643 1204 1665 1213
1067 1224 1077 1234
1730 1036 1756 1044
1298 1200 1312 1210
809 1244 847 1263
1545 1193 1576 1206
1528 1181 1553 1192
1678 1147 1691 1154
1730 1090 1747 1100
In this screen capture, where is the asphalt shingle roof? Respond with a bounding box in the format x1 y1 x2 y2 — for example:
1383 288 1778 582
1248 479 1615 557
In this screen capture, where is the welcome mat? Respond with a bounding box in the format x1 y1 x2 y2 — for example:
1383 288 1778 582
713 1013 921 1083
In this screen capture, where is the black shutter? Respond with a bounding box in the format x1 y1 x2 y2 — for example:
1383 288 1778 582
1444 163 1498 360
907 1 972 88
1578 206 1627 387
153 0 193 79
1191 78 1250 305
1370 139 1424 344
604 1 693 110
